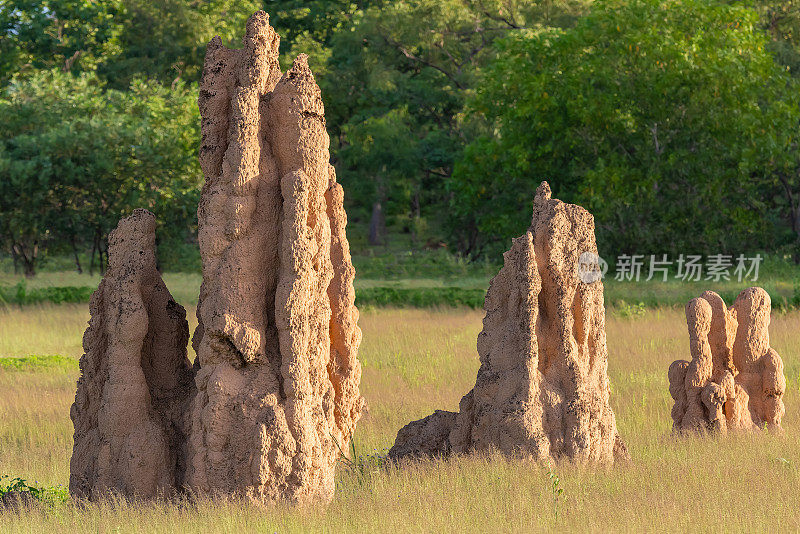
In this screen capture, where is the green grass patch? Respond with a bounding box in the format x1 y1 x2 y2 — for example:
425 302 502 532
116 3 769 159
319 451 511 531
4 281 800 311
0 282 489 309
3 261 800 311
0 355 77 372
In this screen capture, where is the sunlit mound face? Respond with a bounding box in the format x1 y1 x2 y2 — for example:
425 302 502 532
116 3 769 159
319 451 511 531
669 287 785 434
187 10 364 505
390 181 628 466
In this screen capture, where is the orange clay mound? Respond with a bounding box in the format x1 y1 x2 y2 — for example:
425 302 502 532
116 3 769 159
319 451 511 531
669 288 785 433
185 11 364 505
389 182 628 465
70 209 195 499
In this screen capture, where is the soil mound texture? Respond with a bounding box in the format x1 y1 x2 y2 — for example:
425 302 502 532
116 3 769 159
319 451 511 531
186 11 364 505
390 182 628 465
70 209 194 499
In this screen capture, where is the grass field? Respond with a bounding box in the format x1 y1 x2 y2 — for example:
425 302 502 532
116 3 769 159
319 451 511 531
1 295 800 532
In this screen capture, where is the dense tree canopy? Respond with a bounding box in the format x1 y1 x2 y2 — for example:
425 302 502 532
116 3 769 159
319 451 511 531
322 0 590 245
2 0 800 274
0 69 199 274
451 0 800 258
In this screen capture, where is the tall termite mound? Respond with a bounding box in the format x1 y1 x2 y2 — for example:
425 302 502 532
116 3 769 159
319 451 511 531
390 182 628 465
668 288 785 433
70 209 195 498
186 11 364 504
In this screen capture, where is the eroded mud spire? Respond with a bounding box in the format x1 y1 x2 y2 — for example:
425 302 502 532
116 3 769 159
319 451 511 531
188 11 364 505
70 209 194 499
390 181 628 465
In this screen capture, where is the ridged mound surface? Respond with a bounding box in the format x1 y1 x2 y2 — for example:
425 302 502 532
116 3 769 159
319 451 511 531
187 10 364 505
70 209 194 498
390 182 627 465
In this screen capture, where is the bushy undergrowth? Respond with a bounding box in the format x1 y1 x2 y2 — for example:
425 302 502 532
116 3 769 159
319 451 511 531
0 475 68 506
351 249 499 280
356 287 486 309
2 251 800 310
0 282 93 305
4 280 800 312
0 281 488 309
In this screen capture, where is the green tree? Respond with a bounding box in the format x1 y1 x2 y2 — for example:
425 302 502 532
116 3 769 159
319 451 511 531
450 0 800 258
743 1 800 75
0 70 200 275
0 0 123 86
324 0 588 246
338 108 422 245
266 0 375 50
99 0 260 88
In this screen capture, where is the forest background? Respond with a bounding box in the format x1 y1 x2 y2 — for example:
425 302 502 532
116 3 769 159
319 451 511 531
2 0 800 284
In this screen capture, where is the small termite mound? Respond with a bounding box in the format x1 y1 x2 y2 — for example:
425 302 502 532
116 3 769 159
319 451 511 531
669 288 785 433
70 209 195 499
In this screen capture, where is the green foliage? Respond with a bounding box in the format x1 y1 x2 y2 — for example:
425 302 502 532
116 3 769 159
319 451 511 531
0 280 486 308
356 287 486 308
451 0 800 259
267 0 376 51
0 280 94 304
100 0 260 88
546 463 565 523
744 1 800 76
0 1 264 88
4 1 800 271
325 1 589 246
615 300 648 319
0 69 200 275
156 240 202 273
334 432 388 495
352 248 498 279
0 475 69 505
0 0 124 86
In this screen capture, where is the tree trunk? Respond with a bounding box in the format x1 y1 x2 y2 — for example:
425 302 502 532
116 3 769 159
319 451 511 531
70 234 83 274
776 172 800 264
12 242 37 278
89 231 99 275
10 244 19 275
22 259 35 277
410 189 421 247
368 201 385 247
794 211 800 264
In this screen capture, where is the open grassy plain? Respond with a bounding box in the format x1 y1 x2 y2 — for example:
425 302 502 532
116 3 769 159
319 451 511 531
1 292 800 532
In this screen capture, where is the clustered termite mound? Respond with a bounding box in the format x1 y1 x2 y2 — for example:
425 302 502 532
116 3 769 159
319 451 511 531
669 288 785 434
69 11 364 505
389 182 629 465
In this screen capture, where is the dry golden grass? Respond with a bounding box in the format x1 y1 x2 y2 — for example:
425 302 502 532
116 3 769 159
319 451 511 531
1 304 799 532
